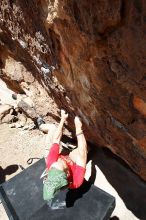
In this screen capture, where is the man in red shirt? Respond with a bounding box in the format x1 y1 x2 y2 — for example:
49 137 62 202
43 110 87 201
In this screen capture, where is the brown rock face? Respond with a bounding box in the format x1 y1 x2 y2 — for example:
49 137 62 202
0 0 146 181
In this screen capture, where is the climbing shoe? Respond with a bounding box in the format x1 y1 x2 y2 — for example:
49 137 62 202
35 116 45 128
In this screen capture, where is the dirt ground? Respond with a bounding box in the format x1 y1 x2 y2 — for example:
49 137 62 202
0 123 48 220
0 123 47 179
0 123 146 220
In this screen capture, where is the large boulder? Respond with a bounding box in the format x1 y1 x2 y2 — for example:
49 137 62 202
0 0 146 181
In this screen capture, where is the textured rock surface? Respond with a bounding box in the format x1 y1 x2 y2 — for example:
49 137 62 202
0 0 146 181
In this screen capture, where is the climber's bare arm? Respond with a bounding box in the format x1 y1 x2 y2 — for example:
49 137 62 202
53 110 68 144
75 117 87 168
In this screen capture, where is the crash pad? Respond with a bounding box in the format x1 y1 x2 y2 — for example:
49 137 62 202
0 158 115 220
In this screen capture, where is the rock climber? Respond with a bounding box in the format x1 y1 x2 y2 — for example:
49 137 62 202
42 109 88 201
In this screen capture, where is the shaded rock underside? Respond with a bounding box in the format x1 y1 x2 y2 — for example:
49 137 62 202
0 0 146 181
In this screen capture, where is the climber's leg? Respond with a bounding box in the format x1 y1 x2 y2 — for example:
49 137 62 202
39 123 53 133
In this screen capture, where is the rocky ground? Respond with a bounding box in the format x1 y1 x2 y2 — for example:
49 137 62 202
0 122 146 220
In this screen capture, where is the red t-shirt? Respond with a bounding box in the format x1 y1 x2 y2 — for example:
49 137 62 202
46 143 86 189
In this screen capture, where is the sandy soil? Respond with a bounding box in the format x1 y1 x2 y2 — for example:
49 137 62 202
0 123 146 220
0 123 48 220
0 124 46 177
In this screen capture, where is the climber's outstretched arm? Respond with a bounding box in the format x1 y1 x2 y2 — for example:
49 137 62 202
52 110 68 144
75 116 87 168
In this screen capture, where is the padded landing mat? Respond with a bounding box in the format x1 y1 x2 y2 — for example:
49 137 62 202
0 159 115 220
